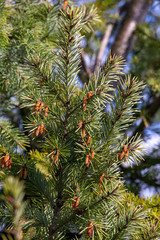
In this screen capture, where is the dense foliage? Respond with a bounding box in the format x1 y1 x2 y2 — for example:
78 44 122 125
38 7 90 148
0 1 160 240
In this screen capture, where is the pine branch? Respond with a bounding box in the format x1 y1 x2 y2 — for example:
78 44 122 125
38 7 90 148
51 185 120 235
111 205 145 240
0 121 29 149
101 75 145 146
0 176 26 240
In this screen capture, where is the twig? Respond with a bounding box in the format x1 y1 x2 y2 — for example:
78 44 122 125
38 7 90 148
0 124 23 148
94 13 119 73
13 86 27 96
52 186 119 234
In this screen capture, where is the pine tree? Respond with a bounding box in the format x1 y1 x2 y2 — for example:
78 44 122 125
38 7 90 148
0 1 160 240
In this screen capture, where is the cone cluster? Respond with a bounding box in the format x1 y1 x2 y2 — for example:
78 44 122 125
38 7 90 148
72 196 80 210
50 147 60 164
118 145 129 162
33 101 48 117
34 123 46 137
0 152 12 169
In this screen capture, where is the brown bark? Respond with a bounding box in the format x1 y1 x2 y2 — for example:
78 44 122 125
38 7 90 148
93 3 130 73
111 0 153 58
81 0 153 84
93 22 115 72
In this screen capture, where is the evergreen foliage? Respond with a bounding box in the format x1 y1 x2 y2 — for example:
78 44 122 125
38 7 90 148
0 1 160 239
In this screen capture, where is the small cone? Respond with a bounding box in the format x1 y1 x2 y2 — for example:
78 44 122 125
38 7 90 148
90 151 95 159
8 158 12 169
40 124 44 134
85 154 90 167
54 151 60 164
36 125 40 136
82 126 86 138
119 151 125 160
99 173 105 184
123 145 127 153
62 0 68 10
99 188 103 196
87 221 94 238
44 106 48 117
83 103 87 112
87 91 92 99
78 120 83 128
86 136 91 145
72 196 80 210
39 102 44 112
35 101 41 111
83 95 88 104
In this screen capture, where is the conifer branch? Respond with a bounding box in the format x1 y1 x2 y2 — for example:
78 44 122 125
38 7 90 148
0 122 29 149
51 185 120 235
112 205 144 240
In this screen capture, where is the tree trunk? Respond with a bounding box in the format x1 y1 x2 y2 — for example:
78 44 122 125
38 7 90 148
111 0 153 58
